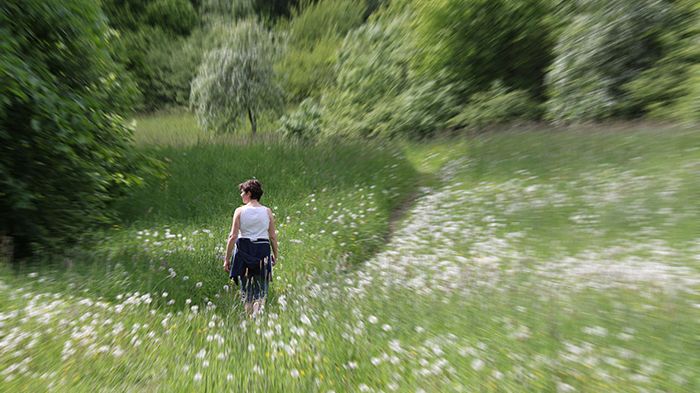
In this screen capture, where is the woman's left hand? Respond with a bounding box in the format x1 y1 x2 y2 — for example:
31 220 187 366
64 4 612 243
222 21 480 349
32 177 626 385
223 262 230 272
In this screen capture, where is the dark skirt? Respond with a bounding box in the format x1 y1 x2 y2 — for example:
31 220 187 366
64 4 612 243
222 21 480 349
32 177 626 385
229 238 273 302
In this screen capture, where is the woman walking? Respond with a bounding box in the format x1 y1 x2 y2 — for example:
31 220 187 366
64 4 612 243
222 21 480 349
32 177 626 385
223 179 279 317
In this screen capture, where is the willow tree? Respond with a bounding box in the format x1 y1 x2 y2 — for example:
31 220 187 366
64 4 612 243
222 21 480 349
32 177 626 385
190 19 283 134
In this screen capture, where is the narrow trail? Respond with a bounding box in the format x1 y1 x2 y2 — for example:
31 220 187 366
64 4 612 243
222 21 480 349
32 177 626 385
383 159 468 254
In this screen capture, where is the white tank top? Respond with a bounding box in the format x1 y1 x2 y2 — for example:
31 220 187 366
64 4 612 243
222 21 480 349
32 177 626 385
239 206 270 239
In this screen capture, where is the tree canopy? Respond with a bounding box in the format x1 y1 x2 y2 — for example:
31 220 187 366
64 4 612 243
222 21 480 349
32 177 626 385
190 19 284 134
0 0 145 257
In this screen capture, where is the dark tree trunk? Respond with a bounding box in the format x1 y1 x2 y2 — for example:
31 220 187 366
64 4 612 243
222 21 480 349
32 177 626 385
248 107 256 135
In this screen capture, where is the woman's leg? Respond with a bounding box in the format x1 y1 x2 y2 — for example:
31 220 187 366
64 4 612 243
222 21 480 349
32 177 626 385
244 301 253 315
250 274 267 318
251 300 260 317
241 275 255 315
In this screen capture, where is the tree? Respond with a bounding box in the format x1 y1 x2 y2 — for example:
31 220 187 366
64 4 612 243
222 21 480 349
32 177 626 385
320 12 459 139
275 0 366 102
545 0 671 122
625 0 700 123
190 19 284 134
0 0 144 257
200 0 255 24
412 0 555 101
102 0 200 110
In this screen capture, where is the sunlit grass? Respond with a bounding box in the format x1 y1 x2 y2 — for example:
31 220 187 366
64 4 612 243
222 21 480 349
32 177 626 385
131 111 282 147
131 111 203 147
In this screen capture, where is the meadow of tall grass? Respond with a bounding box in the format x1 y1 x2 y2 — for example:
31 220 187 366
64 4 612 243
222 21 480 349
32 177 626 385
1 113 698 392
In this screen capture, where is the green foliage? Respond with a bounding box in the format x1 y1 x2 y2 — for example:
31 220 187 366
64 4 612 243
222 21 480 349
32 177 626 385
190 19 284 134
118 27 195 110
673 64 700 123
276 36 339 102
412 0 555 99
201 0 255 23
254 0 301 19
448 81 542 129
286 0 366 48
103 0 198 35
101 0 146 30
545 0 672 122
321 14 458 139
144 0 198 35
168 29 210 106
203 0 301 21
276 0 366 102
363 0 389 18
103 0 202 110
365 76 459 139
321 16 410 138
313 0 551 138
625 0 700 123
278 98 323 140
0 0 146 256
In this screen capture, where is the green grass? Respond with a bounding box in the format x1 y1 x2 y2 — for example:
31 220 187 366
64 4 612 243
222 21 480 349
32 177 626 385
131 111 202 147
132 111 282 147
1 115 698 392
5 112 418 305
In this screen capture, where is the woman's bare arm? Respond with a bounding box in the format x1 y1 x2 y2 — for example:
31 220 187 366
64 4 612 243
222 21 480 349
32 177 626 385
267 208 279 264
224 208 241 271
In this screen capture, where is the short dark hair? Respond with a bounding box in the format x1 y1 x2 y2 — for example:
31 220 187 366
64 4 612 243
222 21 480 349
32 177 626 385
239 179 263 200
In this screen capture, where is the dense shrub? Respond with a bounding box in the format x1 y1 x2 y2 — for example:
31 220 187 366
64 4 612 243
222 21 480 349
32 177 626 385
103 0 198 35
276 0 366 102
144 0 198 35
545 0 671 122
103 0 202 110
309 0 550 139
0 0 145 257
365 76 459 139
278 98 323 140
320 13 459 139
448 81 542 129
285 0 365 48
190 19 284 134
203 0 301 20
117 27 186 110
101 0 144 31
201 0 255 23
672 65 700 123
625 0 700 123
321 15 413 138
120 26 210 109
254 0 302 19
276 36 339 102
412 0 554 100
364 0 389 19
167 29 210 106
